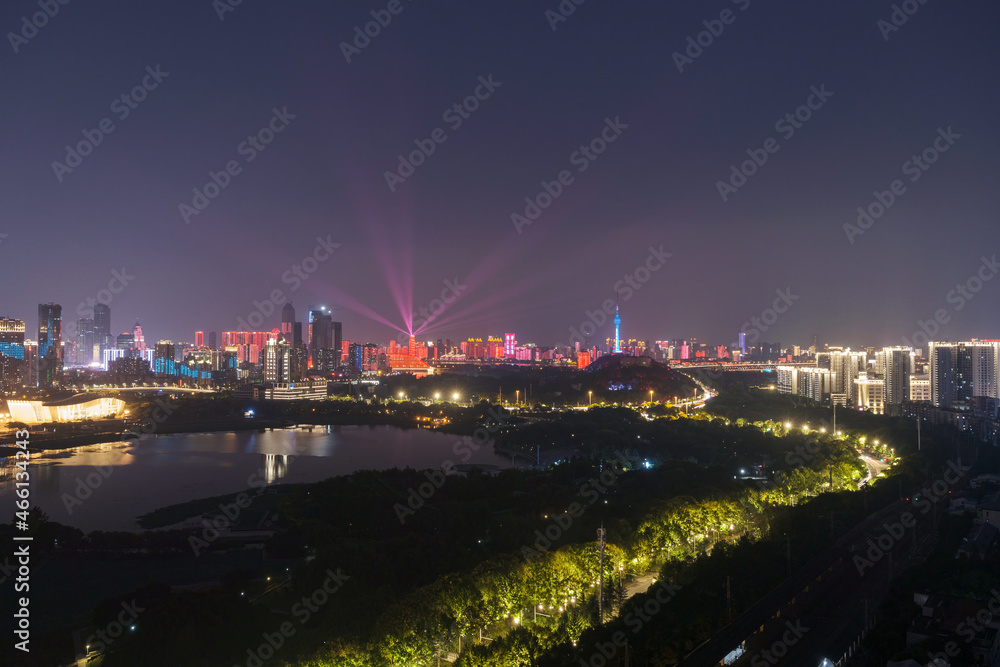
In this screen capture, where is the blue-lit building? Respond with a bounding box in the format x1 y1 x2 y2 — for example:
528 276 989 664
37 303 62 388
0 317 25 392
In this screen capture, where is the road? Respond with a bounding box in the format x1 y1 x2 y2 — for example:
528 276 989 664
858 454 890 488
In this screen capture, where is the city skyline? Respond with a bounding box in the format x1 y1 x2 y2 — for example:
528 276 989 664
5 293 1000 355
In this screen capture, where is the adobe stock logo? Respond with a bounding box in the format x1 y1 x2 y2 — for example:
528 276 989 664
7 0 74 54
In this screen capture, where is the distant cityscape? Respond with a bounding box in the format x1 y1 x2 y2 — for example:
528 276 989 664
1 300 998 437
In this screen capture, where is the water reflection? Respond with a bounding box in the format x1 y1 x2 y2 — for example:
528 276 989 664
263 454 290 484
0 426 509 532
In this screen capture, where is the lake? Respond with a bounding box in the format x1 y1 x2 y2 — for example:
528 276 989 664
0 425 510 532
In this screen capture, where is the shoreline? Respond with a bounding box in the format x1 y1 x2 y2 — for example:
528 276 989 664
0 416 473 458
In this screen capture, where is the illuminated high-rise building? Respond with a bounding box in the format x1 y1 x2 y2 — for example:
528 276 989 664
309 308 332 352
208 331 217 350
154 342 176 375
76 318 96 364
308 308 340 371
879 347 914 406
262 339 292 383
117 332 136 350
195 331 205 347
133 321 146 351
0 317 26 391
829 348 867 403
93 303 111 352
929 341 999 409
281 302 295 338
37 303 63 387
505 333 516 357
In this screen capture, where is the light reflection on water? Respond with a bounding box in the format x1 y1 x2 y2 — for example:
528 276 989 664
0 426 507 532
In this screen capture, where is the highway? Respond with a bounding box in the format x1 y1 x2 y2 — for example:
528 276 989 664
858 454 890 488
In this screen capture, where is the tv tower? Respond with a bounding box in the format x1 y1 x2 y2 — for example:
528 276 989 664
613 301 621 354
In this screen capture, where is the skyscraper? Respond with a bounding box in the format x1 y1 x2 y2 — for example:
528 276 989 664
195 331 205 347
281 302 295 338
93 303 111 352
76 318 96 364
117 332 136 350
262 339 292 383
309 308 332 353
133 321 146 351
37 303 62 387
308 308 341 370
0 317 26 391
333 321 342 365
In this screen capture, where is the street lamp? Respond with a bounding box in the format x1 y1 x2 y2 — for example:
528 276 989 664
589 390 593 406
516 389 520 406
649 390 654 404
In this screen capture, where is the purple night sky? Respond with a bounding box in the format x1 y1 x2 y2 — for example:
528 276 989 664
1 0 998 349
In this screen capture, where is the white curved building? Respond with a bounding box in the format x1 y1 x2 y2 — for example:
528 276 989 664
8 396 125 424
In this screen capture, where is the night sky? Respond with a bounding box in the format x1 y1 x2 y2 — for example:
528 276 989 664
2 0 998 350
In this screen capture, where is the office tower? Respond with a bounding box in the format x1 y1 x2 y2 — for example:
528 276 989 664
154 342 176 375
208 331 217 350
332 321 343 365
132 321 146 351
37 303 63 388
76 318 95 364
738 332 746 355
281 302 295 337
879 347 914 406
292 322 303 346
262 339 292 383
0 317 26 391
93 303 111 351
505 333 516 357
195 331 205 347
308 308 341 371
308 308 332 352
117 332 136 350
